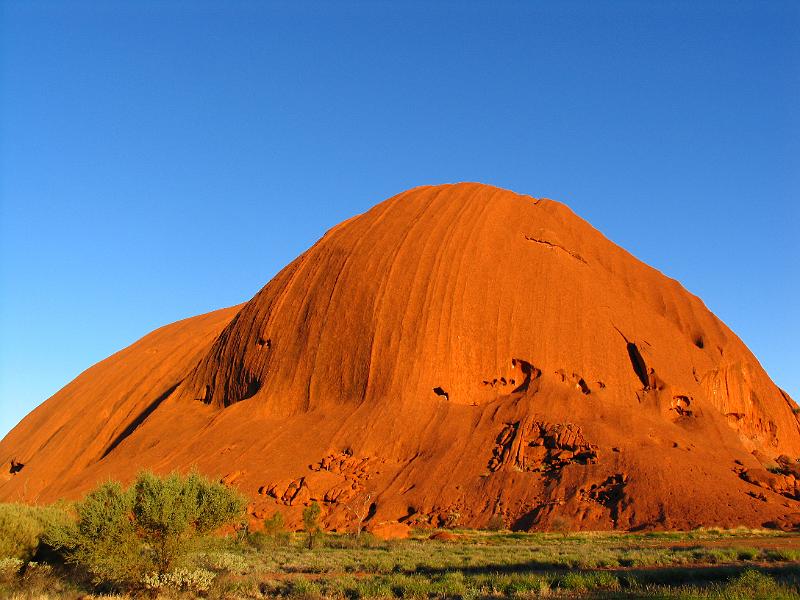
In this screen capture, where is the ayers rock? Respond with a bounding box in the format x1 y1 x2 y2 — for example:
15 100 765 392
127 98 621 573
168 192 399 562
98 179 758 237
3 183 800 532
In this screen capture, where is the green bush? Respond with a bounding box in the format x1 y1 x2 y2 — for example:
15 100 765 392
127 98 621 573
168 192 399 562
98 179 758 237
290 576 323 599
0 502 71 560
734 546 759 561
263 510 285 535
142 566 216 593
0 557 23 583
559 571 620 591
202 551 249 574
303 502 322 550
718 569 793 600
485 514 506 531
248 510 292 550
46 470 246 588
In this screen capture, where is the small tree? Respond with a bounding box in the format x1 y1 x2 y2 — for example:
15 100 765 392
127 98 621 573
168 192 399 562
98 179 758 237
47 471 246 587
550 515 570 538
46 480 144 586
302 502 322 549
343 491 372 538
486 514 505 531
0 502 71 561
263 511 285 536
132 470 246 574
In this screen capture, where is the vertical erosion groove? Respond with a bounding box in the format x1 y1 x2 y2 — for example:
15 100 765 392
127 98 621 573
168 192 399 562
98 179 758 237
626 343 649 389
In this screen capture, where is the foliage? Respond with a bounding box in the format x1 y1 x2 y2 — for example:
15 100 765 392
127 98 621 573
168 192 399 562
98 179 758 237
725 568 796 599
0 502 71 561
45 470 245 588
45 480 144 586
141 566 215 593
248 510 292 549
550 515 571 536
263 510 285 535
3 513 800 598
485 514 505 531
302 502 322 550
202 551 249 574
131 470 246 573
0 557 23 583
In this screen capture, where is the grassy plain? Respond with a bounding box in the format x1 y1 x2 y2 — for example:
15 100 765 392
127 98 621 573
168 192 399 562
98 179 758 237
3 526 800 599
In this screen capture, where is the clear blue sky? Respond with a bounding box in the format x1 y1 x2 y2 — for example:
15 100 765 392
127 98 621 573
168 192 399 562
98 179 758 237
1 1 798 439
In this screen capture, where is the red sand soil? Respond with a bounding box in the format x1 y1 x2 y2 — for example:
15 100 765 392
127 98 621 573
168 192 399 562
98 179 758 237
2 183 799 532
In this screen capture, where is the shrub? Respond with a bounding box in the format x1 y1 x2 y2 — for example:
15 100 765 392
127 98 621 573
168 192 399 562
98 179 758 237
132 470 246 573
0 502 71 560
559 571 620 591
249 510 292 550
734 546 759 561
550 516 571 536
142 567 215 593
202 551 249 574
718 568 790 599
303 502 322 550
21 560 54 589
46 479 145 586
46 470 246 588
325 531 383 550
764 548 800 562
485 514 505 531
263 510 285 535
0 557 23 583
290 576 323 599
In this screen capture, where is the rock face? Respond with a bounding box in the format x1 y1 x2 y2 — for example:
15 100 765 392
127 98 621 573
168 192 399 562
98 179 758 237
2 183 799 531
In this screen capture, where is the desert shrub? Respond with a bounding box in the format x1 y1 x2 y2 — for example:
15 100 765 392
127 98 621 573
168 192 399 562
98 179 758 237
0 502 71 560
351 575 394 599
388 573 430 598
248 529 291 551
0 557 24 583
443 511 460 528
290 576 323 599
485 514 506 531
550 516 570 536
303 502 322 550
717 568 794 600
46 470 245 588
17 560 57 594
249 510 292 550
46 479 145 586
764 548 800 562
202 551 249 574
734 546 759 561
325 531 383 550
142 567 215 593
263 510 285 535
132 470 246 573
559 571 620 591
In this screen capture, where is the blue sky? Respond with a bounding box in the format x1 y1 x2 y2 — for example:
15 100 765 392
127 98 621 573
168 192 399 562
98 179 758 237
1 1 798 439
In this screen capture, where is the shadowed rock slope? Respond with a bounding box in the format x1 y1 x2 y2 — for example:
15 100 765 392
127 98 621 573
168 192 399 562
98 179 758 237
3 183 799 531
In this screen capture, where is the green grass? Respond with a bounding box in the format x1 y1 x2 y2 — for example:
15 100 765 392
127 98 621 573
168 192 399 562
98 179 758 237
2 515 800 598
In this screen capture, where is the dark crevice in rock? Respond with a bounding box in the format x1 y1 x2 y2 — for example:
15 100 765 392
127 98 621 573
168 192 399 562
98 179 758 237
101 382 181 460
581 474 627 524
239 377 262 401
433 387 449 401
524 236 588 264
670 395 694 417
511 359 540 393
626 343 650 389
